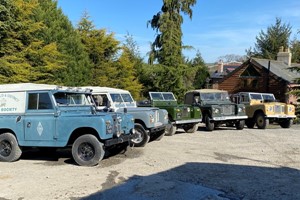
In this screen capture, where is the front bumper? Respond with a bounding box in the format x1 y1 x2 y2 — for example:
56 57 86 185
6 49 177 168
149 124 166 134
212 115 248 121
105 130 138 146
265 114 296 119
174 118 202 125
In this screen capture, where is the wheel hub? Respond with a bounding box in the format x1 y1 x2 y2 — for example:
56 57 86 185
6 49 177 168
78 142 95 161
0 140 12 157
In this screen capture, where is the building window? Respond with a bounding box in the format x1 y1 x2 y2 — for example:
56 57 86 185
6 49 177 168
242 79 258 88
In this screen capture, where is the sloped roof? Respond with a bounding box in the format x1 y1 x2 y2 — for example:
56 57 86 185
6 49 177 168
251 58 299 83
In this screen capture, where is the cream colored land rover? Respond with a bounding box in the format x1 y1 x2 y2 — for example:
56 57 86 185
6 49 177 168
232 92 296 129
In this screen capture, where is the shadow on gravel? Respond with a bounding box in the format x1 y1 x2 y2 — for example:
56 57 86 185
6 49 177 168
20 145 143 167
80 162 300 200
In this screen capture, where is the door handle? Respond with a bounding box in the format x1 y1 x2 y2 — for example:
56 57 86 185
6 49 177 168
27 122 31 128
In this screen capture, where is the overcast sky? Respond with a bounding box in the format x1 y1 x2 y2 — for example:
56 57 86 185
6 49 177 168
57 0 300 63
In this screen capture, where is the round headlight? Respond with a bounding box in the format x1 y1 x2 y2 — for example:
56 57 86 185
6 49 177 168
213 107 220 114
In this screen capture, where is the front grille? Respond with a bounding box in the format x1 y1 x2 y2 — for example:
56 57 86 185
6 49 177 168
182 107 189 118
112 114 122 136
155 110 159 123
222 105 234 115
274 105 283 113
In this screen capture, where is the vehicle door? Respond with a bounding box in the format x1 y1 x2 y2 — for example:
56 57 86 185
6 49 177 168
24 92 56 141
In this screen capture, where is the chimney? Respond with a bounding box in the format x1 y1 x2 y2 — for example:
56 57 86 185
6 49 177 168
277 46 292 66
217 60 223 73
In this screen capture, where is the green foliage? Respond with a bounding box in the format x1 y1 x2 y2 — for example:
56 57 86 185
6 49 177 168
113 47 143 99
290 38 300 63
148 0 197 66
145 0 199 99
77 14 143 98
33 0 91 86
184 51 209 89
0 0 65 84
247 18 292 59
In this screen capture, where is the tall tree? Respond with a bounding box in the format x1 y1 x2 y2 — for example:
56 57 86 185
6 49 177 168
148 0 197 66
247 18 292 59
0 0 65 83
33 0 91 86
145 0 198 99
76 13 120 87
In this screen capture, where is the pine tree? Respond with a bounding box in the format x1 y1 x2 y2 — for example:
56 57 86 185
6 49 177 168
247 18 292 59
0 0 65 84
148 0 197 66
33 0 91 86
76 12 120 87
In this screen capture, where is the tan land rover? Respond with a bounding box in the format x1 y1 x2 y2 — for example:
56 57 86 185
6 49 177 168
232 92 296 129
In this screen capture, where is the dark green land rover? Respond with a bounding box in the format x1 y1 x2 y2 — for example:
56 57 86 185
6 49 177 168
138 92 202 135
184 89 247 131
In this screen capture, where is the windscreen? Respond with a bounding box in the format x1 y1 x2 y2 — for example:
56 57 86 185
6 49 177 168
262 94 275 101
150 92 175 101
54 92 92 105
200 92 229 101
250 94 262 100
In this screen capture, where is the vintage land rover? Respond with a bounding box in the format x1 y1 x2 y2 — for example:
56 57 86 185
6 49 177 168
184 89 247 131
0 83 136 166
138 92 202 135
232 92 296 129
84 87 168 147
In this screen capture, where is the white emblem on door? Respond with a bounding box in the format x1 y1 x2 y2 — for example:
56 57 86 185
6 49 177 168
37 122 44 136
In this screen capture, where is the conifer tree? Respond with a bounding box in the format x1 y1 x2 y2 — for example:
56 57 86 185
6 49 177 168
247 18 292 59
33 0 91 86
0 0 65 83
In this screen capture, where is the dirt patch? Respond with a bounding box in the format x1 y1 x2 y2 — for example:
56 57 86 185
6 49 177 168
0 125 300 200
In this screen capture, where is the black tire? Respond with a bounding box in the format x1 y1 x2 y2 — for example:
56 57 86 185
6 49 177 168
131 123 149 147
235 120 245 130
245 119 255 128
72 134 104 166
165 123 177 136
183 123 199 133
255 113 269 129
205 115 214 131
279 119 292 128
0 132 22 162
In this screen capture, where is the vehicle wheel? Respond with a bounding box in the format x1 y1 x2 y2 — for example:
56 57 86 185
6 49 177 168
279 119 292 128
72 134 104 166
255 113 269 129
164 122 177 136
235 120 245 130
245 119 255 128
205 115 214 131
0 132 22 162
183 123 199 133
131 123 149 147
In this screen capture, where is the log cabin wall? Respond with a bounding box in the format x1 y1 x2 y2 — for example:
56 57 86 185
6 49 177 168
215 62 289 103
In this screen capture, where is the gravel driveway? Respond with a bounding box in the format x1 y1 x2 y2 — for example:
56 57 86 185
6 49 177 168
1 124 300 200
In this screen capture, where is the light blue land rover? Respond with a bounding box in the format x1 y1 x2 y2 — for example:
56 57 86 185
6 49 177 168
84 87 168 147
0 83 136 166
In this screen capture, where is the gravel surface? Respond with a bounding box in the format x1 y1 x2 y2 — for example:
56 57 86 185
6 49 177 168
1 124 300 200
